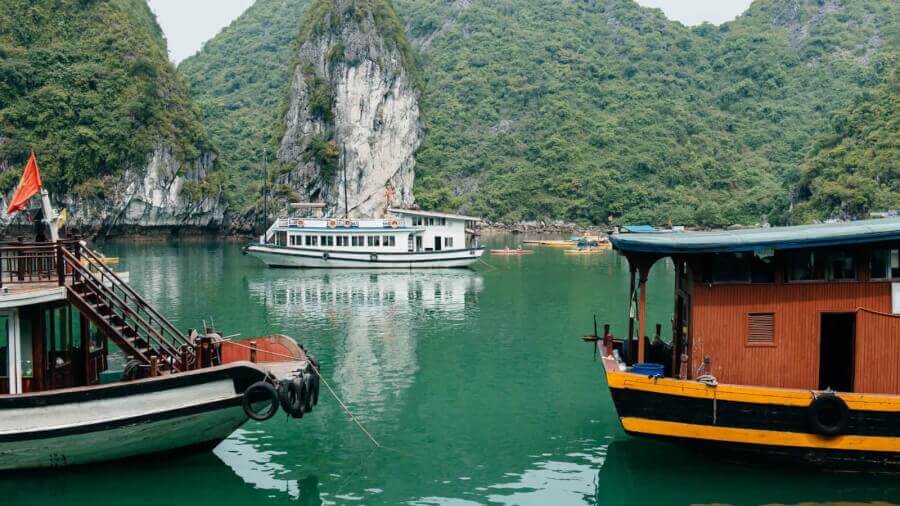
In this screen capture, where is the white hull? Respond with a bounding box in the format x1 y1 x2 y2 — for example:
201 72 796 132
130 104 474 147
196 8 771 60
0 365 262 470
247 245 485 269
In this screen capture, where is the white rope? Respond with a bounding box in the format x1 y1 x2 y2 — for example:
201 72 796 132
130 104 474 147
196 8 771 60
214 337 398 452
697 374 719 424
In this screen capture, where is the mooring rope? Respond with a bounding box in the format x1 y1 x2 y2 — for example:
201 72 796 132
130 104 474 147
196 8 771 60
214 337 403 454
477 257 497 271
697 374 719 425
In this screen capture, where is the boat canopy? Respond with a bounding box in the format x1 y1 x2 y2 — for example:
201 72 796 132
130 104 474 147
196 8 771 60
610 217 900 254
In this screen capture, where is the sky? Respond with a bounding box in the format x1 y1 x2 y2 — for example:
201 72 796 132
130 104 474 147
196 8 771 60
147 0 756 64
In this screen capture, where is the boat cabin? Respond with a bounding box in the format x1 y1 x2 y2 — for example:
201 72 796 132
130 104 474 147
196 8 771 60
608 218 900 395
262 209 480 253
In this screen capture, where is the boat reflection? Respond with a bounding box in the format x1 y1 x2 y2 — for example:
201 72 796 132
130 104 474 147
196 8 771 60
247 270 484 408
595 438 900 506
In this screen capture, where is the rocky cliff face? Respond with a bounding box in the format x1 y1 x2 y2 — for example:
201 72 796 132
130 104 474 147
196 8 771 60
1 146 223 235
276 0 421 218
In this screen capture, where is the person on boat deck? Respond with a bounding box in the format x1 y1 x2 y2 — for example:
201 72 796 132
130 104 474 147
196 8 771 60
26 206 46 242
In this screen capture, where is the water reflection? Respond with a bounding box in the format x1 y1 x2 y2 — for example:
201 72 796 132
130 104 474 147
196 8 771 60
215 429 302 499
595 439 900 506
247 270 483 409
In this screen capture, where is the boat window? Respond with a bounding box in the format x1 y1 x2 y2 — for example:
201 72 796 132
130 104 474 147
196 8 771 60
289 235 301 246
320 235 334 247
383 236 396 247
336 236 346 247
710 252 774 283
352 236 363 247
869 248 900 279
786 250 856 281
306 235 318 246
444 237 454 248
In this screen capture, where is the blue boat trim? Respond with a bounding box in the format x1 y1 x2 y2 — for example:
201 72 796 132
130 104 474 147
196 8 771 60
611 217 900 254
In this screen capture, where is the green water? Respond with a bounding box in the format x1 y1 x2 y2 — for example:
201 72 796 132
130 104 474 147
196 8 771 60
3 236 899 506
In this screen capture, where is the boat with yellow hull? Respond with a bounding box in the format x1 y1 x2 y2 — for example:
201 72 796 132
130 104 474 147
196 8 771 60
593 218 900 471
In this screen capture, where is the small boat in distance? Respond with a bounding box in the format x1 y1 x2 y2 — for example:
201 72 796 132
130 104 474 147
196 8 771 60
247 208 485 269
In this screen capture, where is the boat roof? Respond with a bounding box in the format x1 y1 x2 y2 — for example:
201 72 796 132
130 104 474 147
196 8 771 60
610 218 900 254
388 208 481 222
620 225 658 233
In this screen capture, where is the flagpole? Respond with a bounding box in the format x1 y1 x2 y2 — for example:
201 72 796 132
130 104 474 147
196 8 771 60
40 189 59 243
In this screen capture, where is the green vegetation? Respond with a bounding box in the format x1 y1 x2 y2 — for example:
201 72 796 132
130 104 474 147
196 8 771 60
179 0 311 209
794 65 899 221
0 0 208 196
185 0 898 225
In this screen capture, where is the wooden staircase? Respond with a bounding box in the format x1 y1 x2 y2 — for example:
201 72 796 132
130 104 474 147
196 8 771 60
60 245 195 373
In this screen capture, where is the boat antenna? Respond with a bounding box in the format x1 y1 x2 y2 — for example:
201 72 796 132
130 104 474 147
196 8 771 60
342 160 349 219
263 146 269 229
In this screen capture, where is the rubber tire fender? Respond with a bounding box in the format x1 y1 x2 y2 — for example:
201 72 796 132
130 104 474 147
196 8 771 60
310 359 321 406
323 252 330 260
301 372 315 413
370 253 378 262
242 381 280 422
288 376 309 418
807 393 849 437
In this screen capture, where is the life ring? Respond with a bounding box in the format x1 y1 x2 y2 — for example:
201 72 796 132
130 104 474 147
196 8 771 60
327 219 337 228
389 219 400 228
369 253 378 262
342 219 352 228
242 381 280 421
297 219 304 227
807 393 849 436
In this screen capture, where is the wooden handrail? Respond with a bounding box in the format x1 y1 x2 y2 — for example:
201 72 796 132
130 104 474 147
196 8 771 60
59 247 192 371
60 249 185 361
76 245 190 348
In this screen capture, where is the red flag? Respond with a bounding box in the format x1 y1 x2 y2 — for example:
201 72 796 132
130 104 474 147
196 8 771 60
6 151 43 215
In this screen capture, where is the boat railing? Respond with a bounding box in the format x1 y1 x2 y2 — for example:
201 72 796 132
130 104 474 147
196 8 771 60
268 217 399 231
0 239 80 288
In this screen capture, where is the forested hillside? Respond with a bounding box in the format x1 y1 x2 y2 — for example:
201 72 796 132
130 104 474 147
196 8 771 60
0 0 209 199
179 0 311 209
795 66 899 221
184 0 899 225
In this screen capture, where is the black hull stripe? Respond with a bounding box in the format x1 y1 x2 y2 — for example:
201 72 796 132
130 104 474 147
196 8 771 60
0 396 244 443
610 387 900 438
0 364 265 409
639 433 900 470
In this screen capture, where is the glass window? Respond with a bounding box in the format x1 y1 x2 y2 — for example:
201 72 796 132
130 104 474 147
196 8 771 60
787 250 855 281
305 235 318 247
710 252 773 283
870 248 900 279
319 235 333 247
20 316 32 378
444 237 454 248
352 236 363 247
383 236 396 247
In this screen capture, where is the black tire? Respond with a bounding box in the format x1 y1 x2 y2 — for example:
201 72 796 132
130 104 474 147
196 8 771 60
323 252 330 260
121 359 149 381
808 394 849 436
310 359 321 406
301 372 315 413
370 253 378 262
287 376 308 418
242 381 280 421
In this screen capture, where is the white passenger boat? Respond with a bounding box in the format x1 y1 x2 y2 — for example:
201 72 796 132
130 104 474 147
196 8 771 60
246 208 485 269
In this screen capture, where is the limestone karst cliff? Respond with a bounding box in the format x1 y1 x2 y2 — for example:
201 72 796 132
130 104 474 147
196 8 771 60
275 0 421 218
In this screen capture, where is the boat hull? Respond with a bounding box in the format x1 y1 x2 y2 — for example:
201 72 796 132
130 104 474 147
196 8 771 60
246 244 485 269
0 363 267 470
604 365 900 470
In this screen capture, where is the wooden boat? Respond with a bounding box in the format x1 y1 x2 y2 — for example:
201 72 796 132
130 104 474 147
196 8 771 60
592 218 900 471
0 240 321 470
490 248 533 255
563 247 603 255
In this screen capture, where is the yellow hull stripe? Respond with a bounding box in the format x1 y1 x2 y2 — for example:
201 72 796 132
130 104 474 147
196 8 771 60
621 418 900 453
606 371 900 412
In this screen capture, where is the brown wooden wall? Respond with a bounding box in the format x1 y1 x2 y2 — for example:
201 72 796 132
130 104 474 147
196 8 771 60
689 280 896 392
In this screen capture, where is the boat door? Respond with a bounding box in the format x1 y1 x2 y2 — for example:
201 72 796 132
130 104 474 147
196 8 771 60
819 313 855 392
434 236 442 251
0 310 22 394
